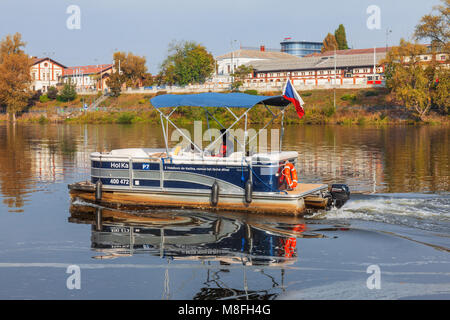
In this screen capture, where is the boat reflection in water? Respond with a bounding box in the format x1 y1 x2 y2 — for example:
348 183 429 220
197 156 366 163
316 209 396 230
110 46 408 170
68 204 326 299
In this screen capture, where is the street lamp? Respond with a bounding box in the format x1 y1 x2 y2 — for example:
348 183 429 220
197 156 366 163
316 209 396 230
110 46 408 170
386 28 392 51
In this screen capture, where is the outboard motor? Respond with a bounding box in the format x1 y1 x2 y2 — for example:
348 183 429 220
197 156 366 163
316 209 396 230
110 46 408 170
330 184 350 208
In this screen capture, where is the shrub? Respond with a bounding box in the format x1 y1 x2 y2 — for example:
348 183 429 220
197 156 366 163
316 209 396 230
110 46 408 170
47 86 58 100
38 115 49 124
116 112 135 124
244 89 258 95
364 90 379 97
323 105 336 117
39 94 49 103
341 93 356 102
301 92 312 97
58 83 77 102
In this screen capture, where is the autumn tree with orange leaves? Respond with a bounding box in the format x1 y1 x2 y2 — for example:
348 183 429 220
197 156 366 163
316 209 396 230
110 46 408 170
0 33 32 122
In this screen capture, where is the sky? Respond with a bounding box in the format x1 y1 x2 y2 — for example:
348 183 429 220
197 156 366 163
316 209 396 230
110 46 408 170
0 0 442 73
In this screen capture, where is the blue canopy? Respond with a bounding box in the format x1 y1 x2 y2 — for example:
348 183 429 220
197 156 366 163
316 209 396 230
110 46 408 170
150 92 290 109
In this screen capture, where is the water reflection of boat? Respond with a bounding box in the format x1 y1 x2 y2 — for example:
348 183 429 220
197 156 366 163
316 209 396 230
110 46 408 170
69 204 325 265
69 203 329 299
69 93 350 215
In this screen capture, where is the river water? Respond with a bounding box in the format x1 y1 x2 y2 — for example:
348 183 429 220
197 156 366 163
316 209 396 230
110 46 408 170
0 123 449 299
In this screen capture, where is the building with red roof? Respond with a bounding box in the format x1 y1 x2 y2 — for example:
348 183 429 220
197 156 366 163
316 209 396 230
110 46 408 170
62 64 113 91
30 57 66 92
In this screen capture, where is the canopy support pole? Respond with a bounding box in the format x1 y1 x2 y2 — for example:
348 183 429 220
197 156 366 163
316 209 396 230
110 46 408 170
246 105 289 151
280 110 285 152
203 107 252 154
203 107 245 151
157 108 203 155
160 113 169 155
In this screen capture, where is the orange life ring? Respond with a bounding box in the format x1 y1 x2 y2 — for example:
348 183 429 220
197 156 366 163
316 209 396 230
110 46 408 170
281 162 298 189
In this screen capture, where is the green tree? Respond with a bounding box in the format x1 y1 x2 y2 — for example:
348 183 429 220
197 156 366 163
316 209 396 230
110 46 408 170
159 40 215 86
321 33 338 53
58 82 77 102
231 64 253 90
0 33 31 122
334 24 349 50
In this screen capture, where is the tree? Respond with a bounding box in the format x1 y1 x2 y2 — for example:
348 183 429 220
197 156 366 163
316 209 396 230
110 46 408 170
0 33 31 122
159 40 215 86
114 51 148 88
106 51 148 95
58 82 77 102
414 0 450 52
47 86 58 100
141 72 154 87
334 24 349 50
321 33 338 53
433 63 450 114
106 71 124 97
384 39 448 119
231 64 253 90
0 32 26 61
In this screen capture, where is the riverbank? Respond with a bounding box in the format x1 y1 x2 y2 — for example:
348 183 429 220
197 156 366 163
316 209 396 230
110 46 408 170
1 88 448 125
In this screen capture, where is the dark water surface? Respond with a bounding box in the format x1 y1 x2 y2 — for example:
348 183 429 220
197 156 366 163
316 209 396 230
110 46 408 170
0 123 449 299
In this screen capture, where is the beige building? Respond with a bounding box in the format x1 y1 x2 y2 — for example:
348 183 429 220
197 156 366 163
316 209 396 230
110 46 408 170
62 64 113 92
30 57 66 92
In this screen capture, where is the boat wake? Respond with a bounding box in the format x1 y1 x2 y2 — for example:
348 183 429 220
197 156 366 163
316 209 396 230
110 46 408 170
309 193 450 233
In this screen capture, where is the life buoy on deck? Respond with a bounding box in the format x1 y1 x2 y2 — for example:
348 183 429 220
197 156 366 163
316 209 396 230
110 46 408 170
280 162 298 189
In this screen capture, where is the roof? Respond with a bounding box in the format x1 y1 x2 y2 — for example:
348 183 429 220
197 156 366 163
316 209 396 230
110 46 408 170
31 57 66 68
306 47 391 57
216 49 300 61
150 93 291 109
250 52 387 72
63 64 112 76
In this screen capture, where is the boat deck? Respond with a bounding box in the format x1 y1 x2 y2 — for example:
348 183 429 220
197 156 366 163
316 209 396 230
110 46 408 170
286 183 327 195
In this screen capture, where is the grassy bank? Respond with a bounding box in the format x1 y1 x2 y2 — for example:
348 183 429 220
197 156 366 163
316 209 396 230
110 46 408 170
1 88 448 125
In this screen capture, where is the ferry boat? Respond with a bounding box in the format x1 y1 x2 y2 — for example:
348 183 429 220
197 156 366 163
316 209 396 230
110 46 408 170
68 92 350 215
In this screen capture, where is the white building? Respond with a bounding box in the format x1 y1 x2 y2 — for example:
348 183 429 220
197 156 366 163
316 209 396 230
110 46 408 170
62 64 113 92
213 46 300 83
30 57 66 92
246 47 390 87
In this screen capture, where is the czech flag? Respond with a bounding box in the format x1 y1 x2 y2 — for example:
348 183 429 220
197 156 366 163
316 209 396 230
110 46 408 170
282 79 305 119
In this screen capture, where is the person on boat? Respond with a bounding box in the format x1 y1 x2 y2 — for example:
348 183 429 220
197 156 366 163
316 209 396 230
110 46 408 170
216 129 234 157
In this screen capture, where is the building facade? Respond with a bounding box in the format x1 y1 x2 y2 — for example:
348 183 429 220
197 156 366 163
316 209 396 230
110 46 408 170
244 47 390 87
61 64 113 92
213 46 300 83
30 57 66 92
280 40 323 58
